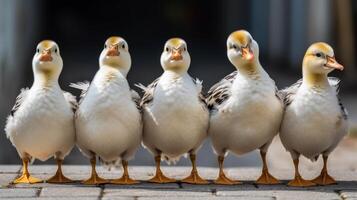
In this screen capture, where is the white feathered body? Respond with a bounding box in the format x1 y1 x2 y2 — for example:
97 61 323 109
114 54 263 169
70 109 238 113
75 67 142 163
280 83 348 160
142 72 209 161
209 71 283 156
5 84 75 161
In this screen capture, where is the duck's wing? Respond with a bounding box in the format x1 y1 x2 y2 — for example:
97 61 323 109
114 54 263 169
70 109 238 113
328 77 348 120
130 89 141 110
278 77 348 119
10 88 30 117
135 77 161 107
191 77 207 107
69 81 90 105
63 91 78 112
206 71 238 110
278 79 303 107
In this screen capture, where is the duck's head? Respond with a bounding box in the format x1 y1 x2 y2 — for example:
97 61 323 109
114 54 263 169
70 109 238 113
100 36 131 74
303 42 343 74
32 40 63 80
161 38 190 73
227 30 259 72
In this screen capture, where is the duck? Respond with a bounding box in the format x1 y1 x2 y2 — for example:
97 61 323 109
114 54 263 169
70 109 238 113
5 40 77 184
279 42 348 187
137 38 209 184
206 30 283 185
71 36 142 185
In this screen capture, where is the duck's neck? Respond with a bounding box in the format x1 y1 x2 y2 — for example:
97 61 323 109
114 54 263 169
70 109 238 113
164 69 187 79
303 70 329 89
235 59 262 78
100 65 128 78
33 70 59 88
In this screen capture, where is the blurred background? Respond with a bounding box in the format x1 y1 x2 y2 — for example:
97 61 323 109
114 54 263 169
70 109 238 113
0 0 356 171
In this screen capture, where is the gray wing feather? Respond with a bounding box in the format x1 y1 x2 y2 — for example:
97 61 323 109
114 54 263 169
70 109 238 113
130 89 141 110
206 71 238 110
69 81 90 105
10 88 30 116
135 77 160 107
63 91 78 112
279 77 347 119
191 77 207 107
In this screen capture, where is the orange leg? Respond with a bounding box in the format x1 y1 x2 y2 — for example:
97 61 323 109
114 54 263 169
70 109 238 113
13 158 42 184
148 155 176 183
111 160 139 184
82 157 108 185
214 156 241 185
288 159 316 187
181 153 208 184
312 156 336 185
47 159 74 183
255 151 280 184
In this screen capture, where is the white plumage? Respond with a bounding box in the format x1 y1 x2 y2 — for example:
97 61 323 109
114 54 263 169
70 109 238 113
138 38 209 184
73 36 141 184
280 78 348 161
208 70 282 156
5 40 76 184
279 42 348 186
207 30 283 185
6 87 76 162
74 68 142 166
139 72 208 163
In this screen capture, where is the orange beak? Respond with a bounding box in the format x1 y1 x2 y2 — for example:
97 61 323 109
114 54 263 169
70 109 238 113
107 45 120 57
170 49 183 61
325 56 344 71
241 47 254 60
39 50 52 62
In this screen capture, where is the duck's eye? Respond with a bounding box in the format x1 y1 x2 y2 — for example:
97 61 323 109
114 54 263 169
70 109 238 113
232 44 237 49
316 53 322 57
104 44 107 49
166 47 169 52
37 48 40 53
183 47 186 51
54 48 58 53
122 44 125 49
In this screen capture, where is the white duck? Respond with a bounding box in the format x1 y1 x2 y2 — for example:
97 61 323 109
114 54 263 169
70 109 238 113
5 40 76 184
206 30 283 185
279 42 348 187
137 38 209 184
72 36 142 185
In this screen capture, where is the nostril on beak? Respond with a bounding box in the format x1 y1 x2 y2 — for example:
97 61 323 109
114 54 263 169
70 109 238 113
170 50 183 61
39 51 53 62
107 46 120 57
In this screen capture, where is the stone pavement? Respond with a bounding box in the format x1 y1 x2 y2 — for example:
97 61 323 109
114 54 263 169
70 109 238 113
1 165 357 200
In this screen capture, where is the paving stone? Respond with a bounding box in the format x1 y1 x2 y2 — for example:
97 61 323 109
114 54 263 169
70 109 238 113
8 198 99 200
0 173 18 186
272 190 341 200
0 188 39 198
0 165 21 173
138 197 274 200
1 166 357 199
180 182 257 192
106 182 180 190
216 189 341 200
340 190 357 199
103 188 213 198
40 186 101 197
102 197 135 200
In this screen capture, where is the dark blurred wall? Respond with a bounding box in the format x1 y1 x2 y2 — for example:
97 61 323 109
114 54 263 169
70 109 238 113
0 0 356 165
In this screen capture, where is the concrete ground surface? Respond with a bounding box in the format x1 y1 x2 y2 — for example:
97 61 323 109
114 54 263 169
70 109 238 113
1 137 357 199
0 164 357 200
